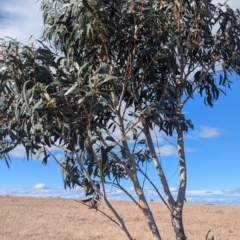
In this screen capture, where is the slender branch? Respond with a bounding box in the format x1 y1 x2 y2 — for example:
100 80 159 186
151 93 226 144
45 147 82 187
131 128 144 155
95 129 136 181
136 164 171 212
142 123 175 207
163 136 178 148
112 94 161 239
105 181 141 209
74 199 120 227
52 143 73 154
74 152 133 240
117 81 127 111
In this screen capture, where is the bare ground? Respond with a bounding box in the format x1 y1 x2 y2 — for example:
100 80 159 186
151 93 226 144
0 196 239 240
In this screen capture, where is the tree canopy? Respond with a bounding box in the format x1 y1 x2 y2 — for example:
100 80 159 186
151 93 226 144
1 0 240 239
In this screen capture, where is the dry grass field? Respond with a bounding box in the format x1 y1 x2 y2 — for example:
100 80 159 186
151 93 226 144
0 196 239 240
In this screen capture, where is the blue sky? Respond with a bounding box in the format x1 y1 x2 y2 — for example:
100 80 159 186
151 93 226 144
0 0 240 205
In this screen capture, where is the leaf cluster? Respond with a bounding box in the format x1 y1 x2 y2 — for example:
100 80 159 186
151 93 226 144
1 0 240 196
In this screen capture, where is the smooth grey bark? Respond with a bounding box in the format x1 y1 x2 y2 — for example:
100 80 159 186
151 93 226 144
171 124 187 240
143 93 188 240
170 95 187 240
110 85 161 240
143 123 175 208
115 110 161 240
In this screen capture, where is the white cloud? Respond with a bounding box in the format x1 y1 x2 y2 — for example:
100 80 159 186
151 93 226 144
9 144 28 158
33 183 50 190
169 187 178 192
212 0 240 10
155 144 196 156
157 145 178 156
1 185 240 205
222 188 240 194
185 147 196 153
9 143 64 160
0 0 43 43
186 126 222 140
198 126 221 138
0 0 238 46
186 190 222 195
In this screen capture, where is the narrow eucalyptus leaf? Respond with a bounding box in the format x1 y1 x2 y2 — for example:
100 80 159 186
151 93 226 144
64 82 78 96
105 136 116 142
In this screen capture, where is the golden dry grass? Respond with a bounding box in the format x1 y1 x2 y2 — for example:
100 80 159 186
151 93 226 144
0 196 239 240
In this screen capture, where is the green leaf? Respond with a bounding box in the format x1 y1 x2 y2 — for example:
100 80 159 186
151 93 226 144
108 122 114 130
84 138 93 154
86 23 93 36
105 145 115 152
8 130 18 141
34 123 43 131
20 103 26 116
42 154 50 165
1 154 11 168
33 99 43 110
23 81 31 110
120 136 130 141
0 95 5 106
102 75 117 84
36 148 44 160
138 139 146 144
105 136 116 142
44 135 51 147
78 62 88 74
94 62 108 74
120 146 126 159
1 145 16 154
128 112 139 118
47 109 53 124
64 82 78 96
101 146 108 166
126 121 133 130
77 97 85 104
131 128 138 139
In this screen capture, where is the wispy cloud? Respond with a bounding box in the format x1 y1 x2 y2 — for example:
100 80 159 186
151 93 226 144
222 188 240 194
169 187 178 192
9 144 27 158
157 145 178 156
185 147 197 153
0 0 42 43
198 126 221 138
1 184 240 206
155 145 196 156
212 0 240 10
186 126 222 140
33 183 51 190
9 144 63 159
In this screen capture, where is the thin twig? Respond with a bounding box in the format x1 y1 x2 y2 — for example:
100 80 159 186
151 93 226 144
137 165 171 212
74 199 120 227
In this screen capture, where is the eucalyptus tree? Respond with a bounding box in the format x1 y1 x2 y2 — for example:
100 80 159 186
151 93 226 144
1 0 240 240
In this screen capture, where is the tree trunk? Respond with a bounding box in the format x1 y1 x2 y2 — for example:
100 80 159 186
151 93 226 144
172 123 187 240
103 196 134 240
143 123 175 207
131 175 162 240
115 117 161 239
172 205 186 240
120 138 161 240
111 91 161 240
